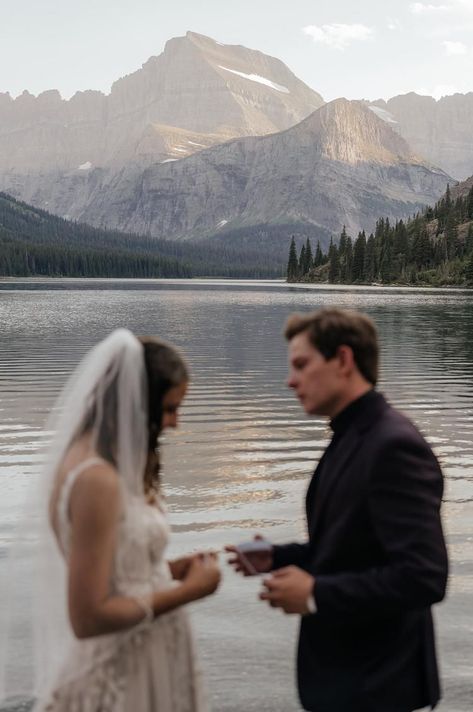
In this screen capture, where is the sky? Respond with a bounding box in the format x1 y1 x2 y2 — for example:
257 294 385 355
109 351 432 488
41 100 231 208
1 0 473 102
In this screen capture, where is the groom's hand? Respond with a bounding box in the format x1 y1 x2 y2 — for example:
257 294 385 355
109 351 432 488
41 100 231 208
260 566 315 614
225 535 273 576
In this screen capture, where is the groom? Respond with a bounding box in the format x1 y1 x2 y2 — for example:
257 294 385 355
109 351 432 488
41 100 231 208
229 308 448 712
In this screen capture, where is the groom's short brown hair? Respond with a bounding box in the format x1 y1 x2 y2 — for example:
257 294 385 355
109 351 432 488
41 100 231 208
284 308 379 386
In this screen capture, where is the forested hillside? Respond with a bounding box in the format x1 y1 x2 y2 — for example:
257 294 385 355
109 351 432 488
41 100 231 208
0 193 283 278
287 183 473 287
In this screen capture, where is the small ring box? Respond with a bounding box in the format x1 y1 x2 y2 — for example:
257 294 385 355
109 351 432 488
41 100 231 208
236 540 272 554
235 540 272 575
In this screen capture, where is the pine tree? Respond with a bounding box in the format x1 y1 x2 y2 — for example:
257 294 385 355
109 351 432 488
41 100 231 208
328 239 340 283
411 228 432 269
314 241 323 267
466 223 473 256
465 251 473 285
364 234 377 282
338 226 352 281
338 226 348 260
374 218 385 243
436 183 452 232
374 218 388 278
455 195 466 223
287 236 298 281
468 186 473 220
352 232 366 282
344 238 353 282
379 232 393 282
393 221 408 276
304 238 313 273
298 244 307 277
444 212 459 260
445 183 452 212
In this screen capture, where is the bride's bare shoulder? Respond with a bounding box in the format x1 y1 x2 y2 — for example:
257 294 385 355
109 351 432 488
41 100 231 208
73 459 118 495
58 437 118 495
69 465 123 541
49 455 122 544
63 455 122 523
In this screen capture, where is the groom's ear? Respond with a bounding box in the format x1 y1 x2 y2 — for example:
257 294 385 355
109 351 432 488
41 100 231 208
335 345 356 375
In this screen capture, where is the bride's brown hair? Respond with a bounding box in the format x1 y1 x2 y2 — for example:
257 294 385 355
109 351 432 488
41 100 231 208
138 337 189 494
75 335 188 495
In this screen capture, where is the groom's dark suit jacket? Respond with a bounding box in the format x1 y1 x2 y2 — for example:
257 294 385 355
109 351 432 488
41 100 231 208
273 390 448 712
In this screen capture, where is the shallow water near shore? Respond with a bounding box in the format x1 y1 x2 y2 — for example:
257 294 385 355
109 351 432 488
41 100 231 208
0 278 472 712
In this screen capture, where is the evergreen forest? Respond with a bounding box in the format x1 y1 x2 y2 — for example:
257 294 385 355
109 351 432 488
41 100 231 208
0 193 283 279
286 184 473 287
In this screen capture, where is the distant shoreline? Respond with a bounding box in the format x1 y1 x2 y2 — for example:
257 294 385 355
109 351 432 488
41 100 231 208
1 276 472 294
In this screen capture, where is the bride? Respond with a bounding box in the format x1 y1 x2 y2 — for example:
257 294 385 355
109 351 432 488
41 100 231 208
19 329 220 711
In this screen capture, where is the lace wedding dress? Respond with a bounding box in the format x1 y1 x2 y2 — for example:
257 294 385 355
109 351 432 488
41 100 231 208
36 457 208 712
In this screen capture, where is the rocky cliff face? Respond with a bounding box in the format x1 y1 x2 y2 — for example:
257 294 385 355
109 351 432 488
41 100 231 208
7 99 449 247
0 31 323 175
451 173 473 200
369 93 473 181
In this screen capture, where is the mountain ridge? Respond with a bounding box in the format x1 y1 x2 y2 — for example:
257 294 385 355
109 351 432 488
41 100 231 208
370 92 473 180
0 31 466 255
2 34 472 181
8 98 449 251
0 31 324 174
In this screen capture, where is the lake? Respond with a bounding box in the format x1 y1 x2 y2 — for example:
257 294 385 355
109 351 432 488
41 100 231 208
0 278 472 711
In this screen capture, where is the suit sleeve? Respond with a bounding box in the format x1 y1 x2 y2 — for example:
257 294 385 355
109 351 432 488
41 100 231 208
314 435 448 617
272 542 311 570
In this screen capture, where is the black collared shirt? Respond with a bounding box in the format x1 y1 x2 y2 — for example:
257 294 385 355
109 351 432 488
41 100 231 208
329 388 378 439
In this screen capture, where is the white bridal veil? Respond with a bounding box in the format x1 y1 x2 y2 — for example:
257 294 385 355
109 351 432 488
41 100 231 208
0 329 148 707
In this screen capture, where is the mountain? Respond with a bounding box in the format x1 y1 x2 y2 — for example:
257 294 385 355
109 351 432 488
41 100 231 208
10 99 450 254
368 93 473 181
0 31 323 175
0 34 458 258
451 173 473 200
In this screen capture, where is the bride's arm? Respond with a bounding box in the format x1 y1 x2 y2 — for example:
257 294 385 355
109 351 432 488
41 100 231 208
68 463 220 639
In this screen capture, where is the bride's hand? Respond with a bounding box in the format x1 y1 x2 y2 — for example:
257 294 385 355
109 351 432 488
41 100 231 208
168 555 193 580
181 553 221 601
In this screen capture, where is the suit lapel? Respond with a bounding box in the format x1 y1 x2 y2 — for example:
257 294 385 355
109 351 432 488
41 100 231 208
309 427 361 539
306 392 389 540
305 449 327 521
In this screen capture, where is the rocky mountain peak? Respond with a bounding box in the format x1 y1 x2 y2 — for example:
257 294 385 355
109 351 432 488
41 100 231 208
451 174 473 200
297 98 418 165
122 29 325 135
371 92 473 180
0 31 324 175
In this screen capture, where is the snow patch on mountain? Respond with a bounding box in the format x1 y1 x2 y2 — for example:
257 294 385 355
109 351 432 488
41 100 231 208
218 66 290 94
78 161 93 170
368 106 397 124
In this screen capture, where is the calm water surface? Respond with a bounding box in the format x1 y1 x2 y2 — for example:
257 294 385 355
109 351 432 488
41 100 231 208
0 279 472 711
